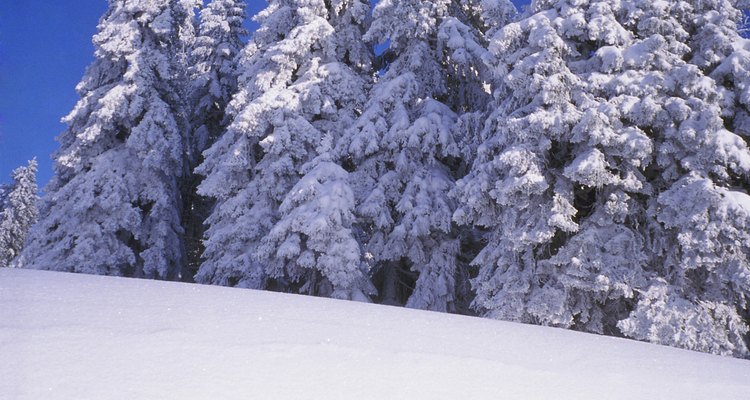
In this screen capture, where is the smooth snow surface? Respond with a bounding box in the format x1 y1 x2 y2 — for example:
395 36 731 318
2 269 749 399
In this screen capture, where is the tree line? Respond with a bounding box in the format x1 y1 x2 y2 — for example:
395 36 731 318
7 0 750 358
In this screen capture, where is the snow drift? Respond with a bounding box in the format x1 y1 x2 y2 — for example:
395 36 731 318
2 268 748 399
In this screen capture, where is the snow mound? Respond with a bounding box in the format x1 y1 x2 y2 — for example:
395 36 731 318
2 269 749 400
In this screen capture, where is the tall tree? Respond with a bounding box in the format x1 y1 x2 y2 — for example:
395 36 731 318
18 0 196 279
196 0 374 298
456 0 750 356
339 0 515 310
613 0 750 357
184 0 248 276
0 160 38 268
189 0 247 159
258 0 375 300
457 0 594 325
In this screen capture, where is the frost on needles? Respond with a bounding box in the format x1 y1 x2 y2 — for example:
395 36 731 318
17 0 750 358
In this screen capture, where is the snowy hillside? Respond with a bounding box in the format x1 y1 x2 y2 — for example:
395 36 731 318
2 269 749 400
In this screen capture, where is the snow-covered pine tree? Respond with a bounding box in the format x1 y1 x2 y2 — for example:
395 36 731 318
457 0 750 357
0 184 10 254
184 0 247 276
17 0 196 279
539 0 657 335
447 0 517 309
339 0 514 311
611 0 750 357
0 160 38 268
196 0 373 297
455 0 663 333
257 0 374 299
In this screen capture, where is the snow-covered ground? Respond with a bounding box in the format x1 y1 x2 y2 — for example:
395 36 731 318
2 269 748 399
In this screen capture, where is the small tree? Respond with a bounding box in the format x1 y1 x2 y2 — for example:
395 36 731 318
0 185 8 213
738 8 750 38
0 160 39 268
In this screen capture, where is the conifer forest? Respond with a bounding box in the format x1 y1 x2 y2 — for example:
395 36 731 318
4 0 750 359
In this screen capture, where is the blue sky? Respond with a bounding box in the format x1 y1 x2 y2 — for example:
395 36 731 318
0 1 104 187
0 1 526 187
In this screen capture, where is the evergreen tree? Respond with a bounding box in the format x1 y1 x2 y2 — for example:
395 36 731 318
184 0 248 277
612 0 750 357
18 0 196 279
339 0 514 311
444 0 516 172
457 0 750 356
0 160 39 268
448 0 517 309
457 0 593 325
541 0 654 335
193 39 265 289
258 0 375 299
196 0 374 298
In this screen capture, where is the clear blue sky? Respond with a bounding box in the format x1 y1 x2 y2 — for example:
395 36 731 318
0 0 526 188
0 0 105 187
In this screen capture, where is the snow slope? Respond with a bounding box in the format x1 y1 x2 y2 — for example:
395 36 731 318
2 269 749 400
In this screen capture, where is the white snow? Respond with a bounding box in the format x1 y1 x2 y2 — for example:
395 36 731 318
2 268 749 400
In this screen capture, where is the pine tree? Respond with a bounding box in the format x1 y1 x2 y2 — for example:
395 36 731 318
456 0 593 325
338 0 515 311
184 0 248 277
0 160 39 268
196 0 374 297
258 0 375 299
18 0 196 279
612 0 750 357
541 0 655 335
448 0 518 310
457 0 613 328
457 0 750 356
193 40 265 289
